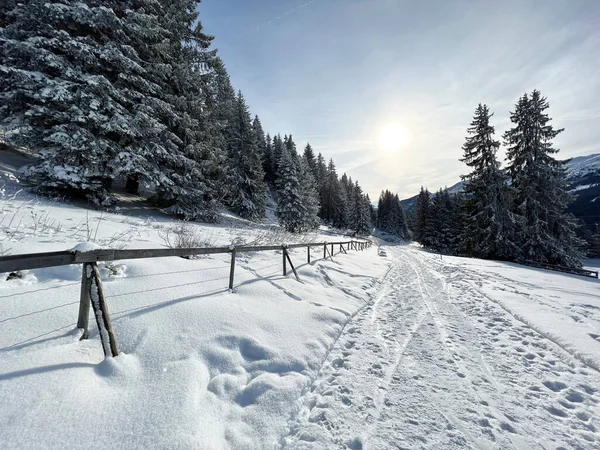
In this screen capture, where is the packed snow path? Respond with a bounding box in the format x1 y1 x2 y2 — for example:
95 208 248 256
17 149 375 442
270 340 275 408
284 245 600 449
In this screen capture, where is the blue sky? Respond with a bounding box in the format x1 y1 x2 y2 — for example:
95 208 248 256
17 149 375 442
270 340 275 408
200 0 600 199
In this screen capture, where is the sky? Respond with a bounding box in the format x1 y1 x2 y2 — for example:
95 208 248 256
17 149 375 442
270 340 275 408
200 0 600 200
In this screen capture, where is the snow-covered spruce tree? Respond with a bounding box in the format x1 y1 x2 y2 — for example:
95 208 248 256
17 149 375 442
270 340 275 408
377 190 409 238
263 133 274 182
297 156 321 231
276 147 305 232
393 194 410 238
350 181 371 235
270 134 285 184
314 152 328 191
422 189 463 254
504 90 584 267
1 1 149 204
460 104 518 260
422 189 442 249
1 0 225 217
0 0 16 28
128 0 227 221
368 195 377 230
225 91 266 220
303 143 317 179
252 115 267 159
414 187 430 244
320 159 349 229
593 224 600 257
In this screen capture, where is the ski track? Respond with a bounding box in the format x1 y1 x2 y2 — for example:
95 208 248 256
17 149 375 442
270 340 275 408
282 245 600 450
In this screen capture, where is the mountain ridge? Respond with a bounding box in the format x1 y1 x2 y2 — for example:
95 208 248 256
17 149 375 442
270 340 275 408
400 153 600 228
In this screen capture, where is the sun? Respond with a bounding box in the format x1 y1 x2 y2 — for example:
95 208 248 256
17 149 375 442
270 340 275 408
378 123 409 154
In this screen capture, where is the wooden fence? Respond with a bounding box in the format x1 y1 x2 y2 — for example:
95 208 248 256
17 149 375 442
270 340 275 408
0 239 372 358
522 260 599 279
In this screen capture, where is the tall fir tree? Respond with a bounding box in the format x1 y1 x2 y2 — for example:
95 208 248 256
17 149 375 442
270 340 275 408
422 189 463 254
276 147 304 232
270 134 284 184
252 115 267 159
226 92 266 219
314 153 328 191
377 190 409 238
303 143 317 178
504 90 583 267
263 133 274 182
350 181 371 235
320 159 348 228
460 104 518 260
1 0 225 219
1 1 147 204
414 187 430 244
297 156 321 231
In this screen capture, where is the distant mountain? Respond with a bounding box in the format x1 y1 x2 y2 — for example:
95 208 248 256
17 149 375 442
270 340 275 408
400 180 465 215
565 154 600 228
401 153 600 228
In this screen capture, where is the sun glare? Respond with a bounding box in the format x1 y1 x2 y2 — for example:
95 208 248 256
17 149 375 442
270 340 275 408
378 123 409 154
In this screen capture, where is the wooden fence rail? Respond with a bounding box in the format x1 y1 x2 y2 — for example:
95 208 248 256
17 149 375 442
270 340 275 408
0 239 372 358
521 260 599 279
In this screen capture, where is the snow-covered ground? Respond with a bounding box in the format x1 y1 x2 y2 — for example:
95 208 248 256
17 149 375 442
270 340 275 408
1 179 600 449
0 182 388 449
285 246 600 449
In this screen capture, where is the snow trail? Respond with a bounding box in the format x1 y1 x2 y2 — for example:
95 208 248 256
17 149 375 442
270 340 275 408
283 245 600 449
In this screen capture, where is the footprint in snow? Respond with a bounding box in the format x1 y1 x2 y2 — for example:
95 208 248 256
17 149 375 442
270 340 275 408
546 406 568 418
542 380 568 392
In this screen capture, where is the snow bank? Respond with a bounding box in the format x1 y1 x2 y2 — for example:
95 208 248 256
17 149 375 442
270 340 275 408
0 191 387 449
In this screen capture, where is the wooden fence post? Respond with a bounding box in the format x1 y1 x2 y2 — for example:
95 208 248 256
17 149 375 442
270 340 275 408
331 243 334 256
229 248 236 290
87 262 119 358
307 246 311 264
284 248 300 281
283 246 287 275
77 263 91 340
340 244 347 254
323 244 326 260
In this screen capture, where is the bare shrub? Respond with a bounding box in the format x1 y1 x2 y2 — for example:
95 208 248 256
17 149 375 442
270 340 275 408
159 222 216 250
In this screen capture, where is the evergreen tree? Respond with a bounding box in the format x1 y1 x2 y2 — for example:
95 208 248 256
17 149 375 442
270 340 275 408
276 147 304 232
2 1 145 204
303 143 317 178
414 187 430 244
0 0 16 28
1 0 225 219
504 90 583 267
134 0 225 221
297 156 321 231
350 181 371 235
593 224 600 257
315 153 328 190
252 116 266 158
263 133 274 182
270 134 284 184
368 196 377 229
377 190 409 238
226 92 266 219
393 194 410 238
422 189 463 254
320 159 348 228
460 104 518 260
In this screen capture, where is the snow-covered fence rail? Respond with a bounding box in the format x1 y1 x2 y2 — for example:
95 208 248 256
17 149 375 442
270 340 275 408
0 239 372 358
521 260 598 279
